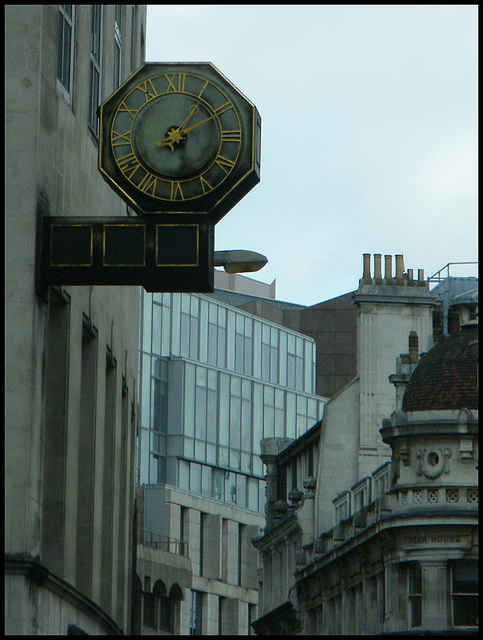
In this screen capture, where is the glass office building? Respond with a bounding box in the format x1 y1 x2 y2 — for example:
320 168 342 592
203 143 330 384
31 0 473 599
138 289 327 515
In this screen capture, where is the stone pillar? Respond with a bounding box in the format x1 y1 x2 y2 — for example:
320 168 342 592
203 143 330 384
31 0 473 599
341 586 354 634
204 593 218 635
421 561 447 630
363 575 378 633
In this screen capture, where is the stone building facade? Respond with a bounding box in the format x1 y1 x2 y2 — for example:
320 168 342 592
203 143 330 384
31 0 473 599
5 5 146 634
252 256 478 635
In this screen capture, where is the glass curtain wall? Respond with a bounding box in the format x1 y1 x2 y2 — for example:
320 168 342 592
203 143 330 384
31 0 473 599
138 290 327 514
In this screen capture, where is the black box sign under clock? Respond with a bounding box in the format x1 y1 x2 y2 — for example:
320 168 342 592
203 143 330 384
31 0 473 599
38 215 214 293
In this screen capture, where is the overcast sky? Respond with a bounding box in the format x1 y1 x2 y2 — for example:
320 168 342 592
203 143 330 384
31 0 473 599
145 5 478 305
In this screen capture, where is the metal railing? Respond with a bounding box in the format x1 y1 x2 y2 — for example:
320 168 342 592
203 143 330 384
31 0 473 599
140 529 189 557
428 262 478 284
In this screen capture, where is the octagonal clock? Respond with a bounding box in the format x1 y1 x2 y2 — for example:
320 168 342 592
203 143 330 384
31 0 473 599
99 62 261 222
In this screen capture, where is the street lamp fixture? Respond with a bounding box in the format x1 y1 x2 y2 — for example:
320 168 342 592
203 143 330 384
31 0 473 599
214 250 268 274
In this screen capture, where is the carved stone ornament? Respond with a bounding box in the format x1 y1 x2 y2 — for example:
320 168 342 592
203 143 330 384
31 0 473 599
415 447 452 479
391 439 410 484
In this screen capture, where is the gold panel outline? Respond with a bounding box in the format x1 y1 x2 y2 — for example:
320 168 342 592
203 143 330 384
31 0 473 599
155 224 200 267
102 223 146 267
50 224 93 267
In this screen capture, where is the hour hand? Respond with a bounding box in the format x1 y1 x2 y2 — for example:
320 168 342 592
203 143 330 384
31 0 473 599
156 104 200 151
156 126 185 152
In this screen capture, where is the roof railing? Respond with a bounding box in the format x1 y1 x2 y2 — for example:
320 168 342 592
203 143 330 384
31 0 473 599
428 262 478 285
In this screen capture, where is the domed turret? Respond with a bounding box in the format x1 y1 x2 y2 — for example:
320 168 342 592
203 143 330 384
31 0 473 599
401 325 478 413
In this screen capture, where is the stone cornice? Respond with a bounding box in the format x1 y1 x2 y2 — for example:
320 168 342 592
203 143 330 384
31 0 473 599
252 514 300 552
5 555 124 635
380 409 478 441
293 511 478 584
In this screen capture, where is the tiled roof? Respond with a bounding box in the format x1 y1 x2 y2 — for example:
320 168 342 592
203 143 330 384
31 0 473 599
402 325 478 412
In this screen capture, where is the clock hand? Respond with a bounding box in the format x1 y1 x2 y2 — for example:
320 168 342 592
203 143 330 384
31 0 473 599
156 127 184 152
156 103 201 151
180 112 218 135
179 103 200 130
156 105 220 150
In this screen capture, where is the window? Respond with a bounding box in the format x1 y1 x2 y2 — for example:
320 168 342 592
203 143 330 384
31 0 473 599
76 321 97 597
235 315 253 376
152 358 168 436
333 492 350 524
199 513 205 575
101 351 117 611
408 562 422 627
218 596 225 634
248 604 257 635
261 325 278 384
274 388 285 438
88 5 103 134
57 5 75 102
373 462 391 498
287 334 304 391
114 5 125 88
159 595 172 632
189 590 203 635
352 477 371 512
180 295 199 359
291 459 298 490
452 561 478 627
42 292 70 570
130 4 139 72
143 583 155 629
307 445 314 478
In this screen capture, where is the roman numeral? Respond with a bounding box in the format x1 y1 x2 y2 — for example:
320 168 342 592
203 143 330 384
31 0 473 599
170 181 184 200
165 73 186 93
138 172 157 195
199 175 213 194
112 130 132 146
215 155 235 174
118 101 139 120
137 79 158 102
117 152 141 179
215 101 233 116
197 79 209 98
221 129 241 143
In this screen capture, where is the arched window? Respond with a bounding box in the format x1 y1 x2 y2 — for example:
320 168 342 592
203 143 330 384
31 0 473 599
169 584 184 635
153 580 169 631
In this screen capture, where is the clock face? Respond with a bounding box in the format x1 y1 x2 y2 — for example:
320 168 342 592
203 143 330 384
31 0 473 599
110 72 242 204
99 62 261 220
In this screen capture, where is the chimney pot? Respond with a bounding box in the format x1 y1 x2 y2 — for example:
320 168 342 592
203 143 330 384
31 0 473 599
408 330 419 363
395 254 404 284
374 254 382 283
362 253 372 283
384 255 393 283
417 268 425 287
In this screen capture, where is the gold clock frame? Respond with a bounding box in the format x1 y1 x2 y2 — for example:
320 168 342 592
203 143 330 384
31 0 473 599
99 62 261 223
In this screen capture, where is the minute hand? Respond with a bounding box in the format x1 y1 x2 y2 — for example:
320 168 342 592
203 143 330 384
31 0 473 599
181 112 220 135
